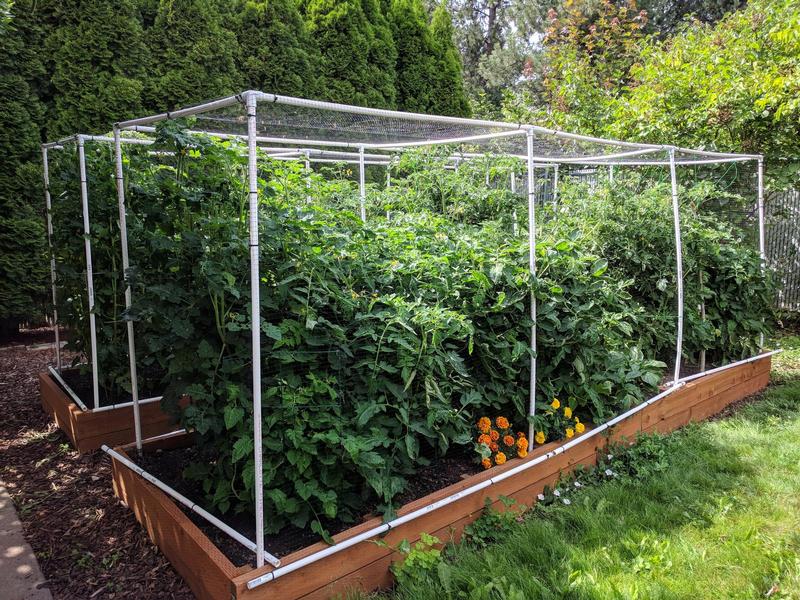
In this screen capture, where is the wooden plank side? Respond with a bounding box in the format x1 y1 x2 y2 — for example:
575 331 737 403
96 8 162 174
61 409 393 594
689 371 770 423
111 448 238 600
39 372 81 449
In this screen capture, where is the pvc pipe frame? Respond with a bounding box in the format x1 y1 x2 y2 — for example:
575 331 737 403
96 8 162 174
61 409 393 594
669 149 685 384
526 131 537 449
41 147 62 371
101 444 281 568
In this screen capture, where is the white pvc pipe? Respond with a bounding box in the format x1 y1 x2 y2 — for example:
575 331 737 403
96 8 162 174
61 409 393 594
89 395 163 413
553 164 559 206
41 147 62 371
101 445 280 568
526 131 537 449
116 94 243 129
358 146 366 222
370 128 526 150
247 381 691 590
246 94 266 570
113 127 143 452
304 151 311 204
77 138 101 409
511 172 518 236
669 148 684 384
48 366 88 411
757 158 766 349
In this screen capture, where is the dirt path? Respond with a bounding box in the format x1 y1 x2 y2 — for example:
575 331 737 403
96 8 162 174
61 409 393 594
0 341 194 599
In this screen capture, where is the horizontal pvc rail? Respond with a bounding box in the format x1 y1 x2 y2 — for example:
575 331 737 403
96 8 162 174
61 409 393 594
677 350 781 384
47 366 89 411
101 444 281 568
89 395 162 414
246 381 697 590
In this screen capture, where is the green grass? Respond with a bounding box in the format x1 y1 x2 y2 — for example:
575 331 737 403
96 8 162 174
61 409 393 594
369 336 800 600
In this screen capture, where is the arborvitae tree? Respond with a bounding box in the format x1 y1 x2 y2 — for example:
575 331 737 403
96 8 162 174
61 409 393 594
390 0 438 112
429 2 471 117
233 0 320 97
360 0 397 107
146 0 240 110
46 0 150 135
0 0 49 338
305 0 395 107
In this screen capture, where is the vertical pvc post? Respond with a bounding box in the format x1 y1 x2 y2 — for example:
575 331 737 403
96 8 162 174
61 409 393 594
113 127 142 451
553 164 559 206
668 148 684 384
511 171 518 236
358 146 366 222
386 166 391 189
526 131 537 449
757 158 766 349
77 138 100 409
245 93 265 569
304 151 311 204
608 165 614 184
41 147 62 371
699 271 706 372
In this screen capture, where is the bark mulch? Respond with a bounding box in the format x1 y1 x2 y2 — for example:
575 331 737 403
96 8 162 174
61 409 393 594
0 340 193 599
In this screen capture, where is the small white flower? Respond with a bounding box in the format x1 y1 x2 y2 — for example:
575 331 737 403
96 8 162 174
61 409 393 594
553 489 561 497
537 493 545 501
562 498 571 505
607 454 614 460
604 469 614 477
573 481 582 488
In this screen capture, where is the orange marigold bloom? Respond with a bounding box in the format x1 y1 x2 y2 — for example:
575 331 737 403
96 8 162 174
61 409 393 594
517 431 525 438
518 448 528 458
481 458 492 470
477 434 491 445
503 435 515 447
495 452 507 465
496 416 510 429
490 443 499 452
490 430 500 441
477 417 491 433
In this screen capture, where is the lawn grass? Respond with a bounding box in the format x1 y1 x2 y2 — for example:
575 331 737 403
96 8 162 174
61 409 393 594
369 337 800 600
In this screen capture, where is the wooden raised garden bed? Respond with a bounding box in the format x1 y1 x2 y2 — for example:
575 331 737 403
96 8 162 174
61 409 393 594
39 369 182 454
109 356 771 600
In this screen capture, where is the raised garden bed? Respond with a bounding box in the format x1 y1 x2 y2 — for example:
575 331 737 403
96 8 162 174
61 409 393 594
39 368 182 454
108 355 771 600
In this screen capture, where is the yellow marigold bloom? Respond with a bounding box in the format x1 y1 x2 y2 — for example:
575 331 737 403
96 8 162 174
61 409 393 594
477 417 491 433
551 398 561 410
495 452 507 465
490 429 500 441
535 431 546 445
495 416 510 429
566 427 575 439
564 406 572 419
481 458 492 470
575 422 586 434
518 448 528 458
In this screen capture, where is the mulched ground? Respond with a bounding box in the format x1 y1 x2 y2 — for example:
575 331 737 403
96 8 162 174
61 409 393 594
0 339 193 599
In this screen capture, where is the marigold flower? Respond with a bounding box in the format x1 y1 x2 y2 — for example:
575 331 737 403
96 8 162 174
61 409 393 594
490 430 500 441
477 417 491 433
563 406 572 419
503 435 515 447
495 452 507 465
516 437 527 449
517 431 525 438
490 443 499 452
518 448 528 458
481 458 492 470
575 422 586 434
565 427 575 439
535 431 546 445
477 434 491 445
551 398 561 410
495 416 510 430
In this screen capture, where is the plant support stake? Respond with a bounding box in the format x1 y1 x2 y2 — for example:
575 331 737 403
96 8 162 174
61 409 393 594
77 137 101 409
668 147 684 384
757 158 766 349
526 130 537 448
245 93 266 570
358 146 366 222
113 127 143 452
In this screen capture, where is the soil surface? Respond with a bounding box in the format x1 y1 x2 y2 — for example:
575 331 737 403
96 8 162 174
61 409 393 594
0 338 193 599
56 367 164 409
139 443 481 568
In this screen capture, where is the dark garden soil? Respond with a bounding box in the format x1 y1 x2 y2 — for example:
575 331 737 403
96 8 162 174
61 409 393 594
0 340 193 599
139 442 481 568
